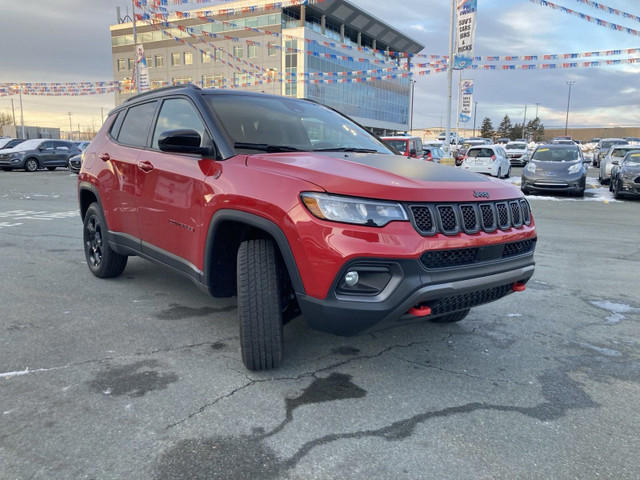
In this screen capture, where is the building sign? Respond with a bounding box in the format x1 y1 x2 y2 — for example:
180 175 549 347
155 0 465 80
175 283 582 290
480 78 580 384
459 79 473 123
136 44 150 93
453 0 477 70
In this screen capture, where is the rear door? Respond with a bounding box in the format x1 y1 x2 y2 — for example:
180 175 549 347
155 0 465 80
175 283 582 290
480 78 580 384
101 100 159 242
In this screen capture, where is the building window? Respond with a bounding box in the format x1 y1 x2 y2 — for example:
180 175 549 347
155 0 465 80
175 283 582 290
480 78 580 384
184 52 193 65
117 59 126 71
155 54 164 68
146 56 152 68
201 50 211 63
248 45 258 58
171 52 181 66
151 80 166 89
233 45 243 58
215 49 223 62
202 74 223 88
172 77 193 85
267 42 278 56
266 69 278 82
233 73 247 86
127 58 135 71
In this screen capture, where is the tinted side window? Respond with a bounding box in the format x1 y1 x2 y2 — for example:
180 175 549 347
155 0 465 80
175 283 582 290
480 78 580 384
109 111 125 139
117 101 158 148
151 98 206 149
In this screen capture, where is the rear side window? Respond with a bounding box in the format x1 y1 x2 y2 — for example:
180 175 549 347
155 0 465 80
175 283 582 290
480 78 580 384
116 101 158 148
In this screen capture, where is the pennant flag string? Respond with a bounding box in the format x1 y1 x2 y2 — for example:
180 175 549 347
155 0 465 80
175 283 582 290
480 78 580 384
529 0 640 36
574 0 640 24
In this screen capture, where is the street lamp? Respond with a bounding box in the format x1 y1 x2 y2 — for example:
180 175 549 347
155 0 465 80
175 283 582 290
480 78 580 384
473 101 478 137
409 79 416 132
565 81 575 136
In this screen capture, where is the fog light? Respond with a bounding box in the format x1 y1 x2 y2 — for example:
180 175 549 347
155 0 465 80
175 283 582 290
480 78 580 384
344 271 359 286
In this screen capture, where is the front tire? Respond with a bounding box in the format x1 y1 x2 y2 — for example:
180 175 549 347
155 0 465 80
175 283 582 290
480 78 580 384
237 239 284 371
83 203 127 278
24 158 39 172
613 180 623 200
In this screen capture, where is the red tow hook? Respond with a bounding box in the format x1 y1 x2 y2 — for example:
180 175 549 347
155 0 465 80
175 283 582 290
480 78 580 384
408 305 432 317
512 282 527 292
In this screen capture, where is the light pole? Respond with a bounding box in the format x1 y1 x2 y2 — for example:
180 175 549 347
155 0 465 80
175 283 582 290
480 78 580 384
473 101 478 136
409 79 415 132
565 81 575 136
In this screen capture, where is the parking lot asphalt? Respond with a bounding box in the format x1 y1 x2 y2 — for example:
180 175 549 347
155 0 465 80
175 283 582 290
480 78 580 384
1 167 639 480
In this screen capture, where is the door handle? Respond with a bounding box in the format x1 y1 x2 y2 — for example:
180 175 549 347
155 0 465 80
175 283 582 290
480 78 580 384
137 160 154 173
99 153 110 161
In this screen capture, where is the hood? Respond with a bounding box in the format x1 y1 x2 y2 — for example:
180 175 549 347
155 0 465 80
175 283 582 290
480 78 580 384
246 152 522 202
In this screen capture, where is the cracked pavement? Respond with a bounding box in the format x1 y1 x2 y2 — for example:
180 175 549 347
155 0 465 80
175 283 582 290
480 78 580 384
1 170 639 479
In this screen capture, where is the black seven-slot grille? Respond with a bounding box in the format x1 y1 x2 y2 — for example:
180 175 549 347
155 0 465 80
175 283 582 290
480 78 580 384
408 198 531 236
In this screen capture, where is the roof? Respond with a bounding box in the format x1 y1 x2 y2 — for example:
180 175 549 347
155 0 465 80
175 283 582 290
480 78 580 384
305 0 425 54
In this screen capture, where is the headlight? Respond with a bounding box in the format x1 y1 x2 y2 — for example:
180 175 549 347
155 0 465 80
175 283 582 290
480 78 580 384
567 162 583 174
301 192 408 227
525 161 537 173
621 171 636 180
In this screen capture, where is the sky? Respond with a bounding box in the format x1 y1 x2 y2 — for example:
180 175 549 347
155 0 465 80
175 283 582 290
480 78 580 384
0 0 639 135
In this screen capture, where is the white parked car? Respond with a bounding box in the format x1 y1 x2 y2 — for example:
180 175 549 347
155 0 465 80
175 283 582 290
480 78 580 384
460 144 511 178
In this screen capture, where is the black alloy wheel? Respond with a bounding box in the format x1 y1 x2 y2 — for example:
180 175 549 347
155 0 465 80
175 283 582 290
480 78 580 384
83 203 128 278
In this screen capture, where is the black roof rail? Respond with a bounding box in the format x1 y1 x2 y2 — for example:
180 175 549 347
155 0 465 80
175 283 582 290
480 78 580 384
123 84 201 103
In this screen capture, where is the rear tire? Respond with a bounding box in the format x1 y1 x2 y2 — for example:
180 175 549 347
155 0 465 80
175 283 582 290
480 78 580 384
430 309 470 323
237 239 284 371
83 203 128 278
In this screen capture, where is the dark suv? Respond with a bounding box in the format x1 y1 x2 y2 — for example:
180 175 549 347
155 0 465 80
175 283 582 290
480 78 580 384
78 85 537 370
0 139 80 172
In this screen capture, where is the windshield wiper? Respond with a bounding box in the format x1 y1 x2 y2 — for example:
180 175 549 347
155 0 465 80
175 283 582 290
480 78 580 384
312 147 379 153
234 142 303 153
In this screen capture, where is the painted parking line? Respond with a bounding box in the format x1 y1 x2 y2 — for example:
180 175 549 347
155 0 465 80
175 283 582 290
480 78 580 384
0 210 78 229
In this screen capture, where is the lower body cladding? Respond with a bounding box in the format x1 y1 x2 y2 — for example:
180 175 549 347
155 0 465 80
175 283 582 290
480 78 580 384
296 239 536 336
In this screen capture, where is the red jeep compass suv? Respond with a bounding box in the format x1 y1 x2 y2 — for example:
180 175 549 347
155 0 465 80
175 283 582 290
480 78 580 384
78 85 536 370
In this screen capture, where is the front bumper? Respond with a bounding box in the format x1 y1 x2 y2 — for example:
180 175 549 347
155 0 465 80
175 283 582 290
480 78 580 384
297 241 536 335
618 178 640 197
521 172 586 194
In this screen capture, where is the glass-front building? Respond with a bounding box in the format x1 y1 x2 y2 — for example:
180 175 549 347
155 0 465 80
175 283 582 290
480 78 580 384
110 0 424 132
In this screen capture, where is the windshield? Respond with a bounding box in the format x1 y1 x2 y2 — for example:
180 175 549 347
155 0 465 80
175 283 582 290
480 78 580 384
385 140 408 152
624 153 640 165
204 94 393 155
612 147 636 157
532 147 579 162
505 143 526 150
602 140 627 149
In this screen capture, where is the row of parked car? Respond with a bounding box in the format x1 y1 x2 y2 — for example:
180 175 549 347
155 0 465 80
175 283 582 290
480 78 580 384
0 137 90 172
380 133 640 199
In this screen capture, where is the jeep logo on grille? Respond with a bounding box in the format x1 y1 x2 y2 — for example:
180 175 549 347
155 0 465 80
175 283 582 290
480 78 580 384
473 191 490 198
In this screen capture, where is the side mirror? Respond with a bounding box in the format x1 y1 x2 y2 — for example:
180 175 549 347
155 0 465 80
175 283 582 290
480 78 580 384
409 148 417 157
612 160 619 165
158 129 211 155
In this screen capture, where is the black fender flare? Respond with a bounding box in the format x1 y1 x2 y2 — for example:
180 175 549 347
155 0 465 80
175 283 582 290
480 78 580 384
204 209 306 295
